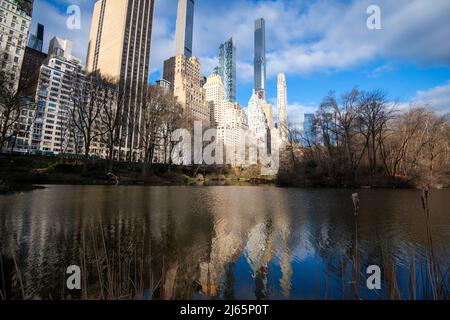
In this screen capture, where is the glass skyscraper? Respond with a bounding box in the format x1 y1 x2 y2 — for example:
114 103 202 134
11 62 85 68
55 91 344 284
254 18 266 100
303 113 318 146
175 0 195 58
218 37 236 102
28 23 44 52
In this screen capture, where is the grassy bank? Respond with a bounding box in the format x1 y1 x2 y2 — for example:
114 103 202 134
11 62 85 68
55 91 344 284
0 154 274 193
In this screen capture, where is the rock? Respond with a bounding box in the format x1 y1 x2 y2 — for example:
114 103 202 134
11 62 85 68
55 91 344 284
195 174 205 182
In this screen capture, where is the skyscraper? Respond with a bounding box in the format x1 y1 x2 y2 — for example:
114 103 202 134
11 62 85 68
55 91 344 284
86 0 155 161
204 73 224 126
303 113 317 146
0 0 32 90
163 55 209 125
16 38 84 154
218 38 236 102
49 37 73 60
175 0 194 58
254 18 266 100
28 23 44 52
277 73 288 143
248 91 268 141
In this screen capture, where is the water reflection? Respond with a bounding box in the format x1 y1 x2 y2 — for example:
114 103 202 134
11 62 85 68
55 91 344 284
0 186 448 300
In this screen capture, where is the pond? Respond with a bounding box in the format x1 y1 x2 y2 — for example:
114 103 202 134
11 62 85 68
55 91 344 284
0 186 448 300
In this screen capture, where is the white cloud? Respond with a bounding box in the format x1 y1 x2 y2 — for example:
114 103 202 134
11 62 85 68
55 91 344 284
31 0 94 63
287 102 318 128
173 0 447 85
33 0 450 84
411 81 450 113
368 63 395 78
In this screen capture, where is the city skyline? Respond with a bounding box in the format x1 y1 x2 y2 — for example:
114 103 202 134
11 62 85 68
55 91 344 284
26 0 450 126
0 0 449 305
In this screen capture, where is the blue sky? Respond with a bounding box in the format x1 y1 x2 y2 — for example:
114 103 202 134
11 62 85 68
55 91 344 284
30 0 450 124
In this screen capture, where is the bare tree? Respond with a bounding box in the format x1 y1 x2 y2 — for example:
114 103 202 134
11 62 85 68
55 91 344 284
357 90 395 173
140 85 167 174
97 77 123 172
160 94 183 166
319 88 362 182
70 73 107 170
281 86 449 188
0 52 35 151
379 108 425 177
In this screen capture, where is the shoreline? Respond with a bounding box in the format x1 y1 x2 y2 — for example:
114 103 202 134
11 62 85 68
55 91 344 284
2 180 448 196
1 154 447 194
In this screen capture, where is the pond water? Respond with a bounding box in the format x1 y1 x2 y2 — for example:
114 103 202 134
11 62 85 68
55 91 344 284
0 185 448 300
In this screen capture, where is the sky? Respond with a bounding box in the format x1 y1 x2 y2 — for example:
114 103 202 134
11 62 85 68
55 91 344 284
30 0 450 125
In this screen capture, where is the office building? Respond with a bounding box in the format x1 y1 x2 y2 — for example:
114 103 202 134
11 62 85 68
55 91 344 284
217 101 248 165
277 73 288 143
17 38 85 154
86 0 155 161
156 79 171 92
27 22 43 51
303 113 317 146
49 36 73 60
174 0 194 58
163 55 209 125
0 0 32 90
254 18 266 100
247 91 268 141
204 73 224 126
218 37 236 102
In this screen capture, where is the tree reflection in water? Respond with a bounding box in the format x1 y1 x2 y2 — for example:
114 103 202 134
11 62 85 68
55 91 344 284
0 186 448 300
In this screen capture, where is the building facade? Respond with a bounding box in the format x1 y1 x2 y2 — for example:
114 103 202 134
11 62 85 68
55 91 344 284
303 113 317 146
247 91 268 141
156 78 171 92
218 37 236 102
174 0 194 58
27 22 43 51
217 101 248 165
254 18 266 101
204 73 224 126
49 36 73 60
0 0 32 90
86 0 155 161
261 100 274 130
163 54 209 125
20 39 85 154
277 73 288 143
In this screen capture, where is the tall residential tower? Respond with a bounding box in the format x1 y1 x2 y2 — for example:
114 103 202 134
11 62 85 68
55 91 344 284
86 0 155 161
174 0 194 58
254 18 266 100
277 73 288 143
0 0 33 90
218 37 236 102
164 0 209 124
